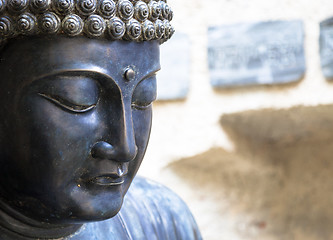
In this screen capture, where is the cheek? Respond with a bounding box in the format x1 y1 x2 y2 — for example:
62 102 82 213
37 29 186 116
133 107 152 150
129 107 153 174
15 96 103 182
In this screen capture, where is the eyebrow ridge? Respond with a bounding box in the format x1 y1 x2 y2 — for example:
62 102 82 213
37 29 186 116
141 68 161 81
33 67 161 84
33 69 115 83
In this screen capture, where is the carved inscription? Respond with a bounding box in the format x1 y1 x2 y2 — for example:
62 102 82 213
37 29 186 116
208 20 305 87
320 17 333 79
209 44 298 70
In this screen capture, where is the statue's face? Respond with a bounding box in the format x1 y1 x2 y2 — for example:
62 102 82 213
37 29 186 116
0 37 160 224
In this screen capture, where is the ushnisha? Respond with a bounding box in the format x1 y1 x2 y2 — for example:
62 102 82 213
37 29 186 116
0 0 174 46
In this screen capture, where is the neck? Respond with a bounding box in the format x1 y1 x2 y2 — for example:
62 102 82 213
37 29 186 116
0 198 82 239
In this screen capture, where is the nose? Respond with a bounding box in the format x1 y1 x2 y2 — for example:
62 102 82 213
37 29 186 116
91 141 138 162
91 99 138 162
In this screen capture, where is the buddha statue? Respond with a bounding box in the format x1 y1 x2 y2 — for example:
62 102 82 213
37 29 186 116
0 0 202 239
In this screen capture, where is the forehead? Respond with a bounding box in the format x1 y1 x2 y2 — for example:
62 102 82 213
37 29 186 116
0 36 160 87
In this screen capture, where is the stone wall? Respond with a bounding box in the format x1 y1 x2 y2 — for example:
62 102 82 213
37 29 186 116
138 1 333 239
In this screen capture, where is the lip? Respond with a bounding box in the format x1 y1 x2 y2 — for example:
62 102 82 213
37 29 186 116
90 175 125 186
83 162 129 186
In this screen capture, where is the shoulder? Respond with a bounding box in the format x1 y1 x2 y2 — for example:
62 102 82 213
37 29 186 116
128 176 190 208
120 176 202 240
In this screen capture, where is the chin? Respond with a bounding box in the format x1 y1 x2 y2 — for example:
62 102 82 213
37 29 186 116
24 184 125 225
67 204 123 224
58 185 125 224
47 198 124 224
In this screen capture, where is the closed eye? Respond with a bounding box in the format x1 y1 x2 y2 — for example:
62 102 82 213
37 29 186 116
131 74 157 110
131 102 153 110
38 93 96 113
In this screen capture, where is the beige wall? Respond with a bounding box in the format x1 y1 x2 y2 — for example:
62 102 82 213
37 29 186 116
138 1 333 239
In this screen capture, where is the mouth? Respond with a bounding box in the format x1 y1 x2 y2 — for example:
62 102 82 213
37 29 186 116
90 175 125 186
83 162 129 186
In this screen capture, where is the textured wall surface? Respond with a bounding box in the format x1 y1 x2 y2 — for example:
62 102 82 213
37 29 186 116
138 1 333 239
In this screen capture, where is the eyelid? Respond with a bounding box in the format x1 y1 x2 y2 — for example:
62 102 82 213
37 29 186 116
131 102 153 110
131 74 157 110
38 93 96 113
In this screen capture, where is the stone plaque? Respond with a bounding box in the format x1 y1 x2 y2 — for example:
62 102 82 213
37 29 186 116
208 20 305 88
320 17 333 79
157 32 190 100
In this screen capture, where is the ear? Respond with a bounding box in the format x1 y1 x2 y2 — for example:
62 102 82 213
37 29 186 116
0 122 4 151
0 123 4 161
0 118 9 159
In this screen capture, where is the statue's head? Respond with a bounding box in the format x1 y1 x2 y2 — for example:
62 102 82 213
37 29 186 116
0 0 173 234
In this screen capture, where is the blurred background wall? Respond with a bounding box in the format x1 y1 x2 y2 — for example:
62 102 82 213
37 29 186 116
138 0 333 239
